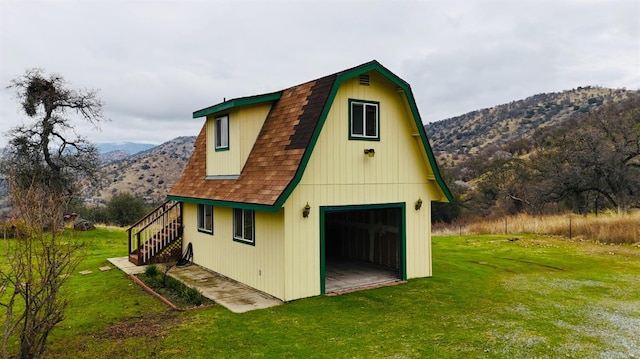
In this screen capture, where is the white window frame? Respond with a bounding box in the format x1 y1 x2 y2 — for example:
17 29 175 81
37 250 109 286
233 208 254 245
349 100 379 140
197 204 213 234
215 115 229 150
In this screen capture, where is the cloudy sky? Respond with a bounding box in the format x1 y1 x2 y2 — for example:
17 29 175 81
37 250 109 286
1 0 638 147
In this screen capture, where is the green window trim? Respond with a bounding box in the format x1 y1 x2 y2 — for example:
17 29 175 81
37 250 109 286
233 208 255 246
349 99 380 141
197 203 214 234
215 115 229 151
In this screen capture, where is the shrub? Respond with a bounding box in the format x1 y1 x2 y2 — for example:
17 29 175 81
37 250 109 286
0 218 31 239
106 192 149 226
144 264 160 277
183 286 205 306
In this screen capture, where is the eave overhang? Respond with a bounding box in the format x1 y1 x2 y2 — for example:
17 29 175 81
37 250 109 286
192 91 282 119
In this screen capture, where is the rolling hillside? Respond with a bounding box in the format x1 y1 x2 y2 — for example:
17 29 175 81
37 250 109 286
425 86 639 165
83 136 196 204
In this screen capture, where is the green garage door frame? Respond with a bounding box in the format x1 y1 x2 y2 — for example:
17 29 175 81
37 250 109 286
319 202 407 295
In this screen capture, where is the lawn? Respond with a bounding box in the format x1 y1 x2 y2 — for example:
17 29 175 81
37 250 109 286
5 228 639 358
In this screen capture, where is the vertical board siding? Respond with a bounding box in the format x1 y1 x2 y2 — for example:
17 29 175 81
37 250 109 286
205 103 271 177
283 73 437 300
183 203 285 300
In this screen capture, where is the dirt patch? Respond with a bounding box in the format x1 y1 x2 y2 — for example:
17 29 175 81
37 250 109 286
96 312 183 340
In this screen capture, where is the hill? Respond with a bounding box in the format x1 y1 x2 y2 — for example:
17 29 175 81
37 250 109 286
96 142 156 155
83 136 196 204
425 86 639 165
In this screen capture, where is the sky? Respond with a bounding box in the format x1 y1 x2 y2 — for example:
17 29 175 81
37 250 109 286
1 0 638 147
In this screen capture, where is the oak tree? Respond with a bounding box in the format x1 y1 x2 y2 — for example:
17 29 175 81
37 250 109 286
3 68 105 197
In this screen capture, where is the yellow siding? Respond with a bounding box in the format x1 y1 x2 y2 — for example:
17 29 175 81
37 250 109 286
282 73 440 300
205 103 272 176
182 203 286 300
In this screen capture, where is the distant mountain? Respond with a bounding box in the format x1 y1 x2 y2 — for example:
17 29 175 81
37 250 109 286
96 142 156 155
425 86 640 165
82 136 196 204
99 150 130 165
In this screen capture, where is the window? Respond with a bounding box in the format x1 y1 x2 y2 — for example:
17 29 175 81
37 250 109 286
197 204 213 234
215 115 229 150
349 100 379 140
233 208 254 245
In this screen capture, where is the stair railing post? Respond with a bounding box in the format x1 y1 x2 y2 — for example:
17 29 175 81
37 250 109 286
136 230 142 265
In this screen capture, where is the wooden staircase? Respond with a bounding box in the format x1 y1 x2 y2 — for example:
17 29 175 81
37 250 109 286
128 200 183 266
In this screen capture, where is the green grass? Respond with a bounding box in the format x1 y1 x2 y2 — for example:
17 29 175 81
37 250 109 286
3 228 639 358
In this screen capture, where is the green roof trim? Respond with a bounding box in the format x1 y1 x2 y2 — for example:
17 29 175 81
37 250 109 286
273 60 453 207
193 91 282 119
167 195 282 213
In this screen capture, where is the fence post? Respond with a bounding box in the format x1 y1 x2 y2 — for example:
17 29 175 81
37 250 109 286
569 215 572 240
504 217 508 235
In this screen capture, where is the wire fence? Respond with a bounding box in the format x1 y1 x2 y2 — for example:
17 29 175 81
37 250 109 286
433 212 640 244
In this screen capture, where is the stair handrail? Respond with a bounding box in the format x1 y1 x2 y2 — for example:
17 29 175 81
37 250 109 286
132 200 181 234
128 200 177 231
128 200 182 264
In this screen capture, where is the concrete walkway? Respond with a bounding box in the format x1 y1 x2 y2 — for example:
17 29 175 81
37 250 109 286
108 257 283 313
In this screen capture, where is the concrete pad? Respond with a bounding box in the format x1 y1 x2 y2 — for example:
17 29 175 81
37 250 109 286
109 257 283 313
108 257 146 275
167 264 283 313
79 270 92 275
99 266 112 272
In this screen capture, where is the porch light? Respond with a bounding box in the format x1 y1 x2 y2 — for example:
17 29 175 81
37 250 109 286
364 148 375 157
415 198 423 211
303 203 311 218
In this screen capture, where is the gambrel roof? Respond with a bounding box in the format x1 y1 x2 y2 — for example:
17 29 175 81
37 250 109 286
168 60 452 211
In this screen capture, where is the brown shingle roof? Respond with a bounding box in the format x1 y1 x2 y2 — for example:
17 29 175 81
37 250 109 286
168 74 336 207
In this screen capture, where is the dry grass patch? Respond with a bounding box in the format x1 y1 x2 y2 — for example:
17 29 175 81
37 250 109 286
434 212 640 244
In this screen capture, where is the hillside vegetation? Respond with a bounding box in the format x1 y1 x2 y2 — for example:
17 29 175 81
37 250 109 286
426 86 638 165
81 136 195 205
427 87 640 222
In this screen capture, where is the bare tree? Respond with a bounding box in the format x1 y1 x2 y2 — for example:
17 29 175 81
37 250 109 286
3 68 105 197
0 176 84 359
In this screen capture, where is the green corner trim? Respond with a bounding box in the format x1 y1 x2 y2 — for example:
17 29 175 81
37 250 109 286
193 92 282 119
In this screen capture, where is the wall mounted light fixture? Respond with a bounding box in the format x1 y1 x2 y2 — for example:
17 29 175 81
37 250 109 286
303 203 311 218
415 198 423 211
364 148 376 157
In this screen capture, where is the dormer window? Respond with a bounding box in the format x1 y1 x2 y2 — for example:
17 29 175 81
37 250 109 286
215 115 229 150
349 99 379 141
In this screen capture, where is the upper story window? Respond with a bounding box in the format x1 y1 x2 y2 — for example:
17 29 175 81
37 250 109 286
349 99 379 140
197 203 213 234
215 115 229 150
233 208 254 245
